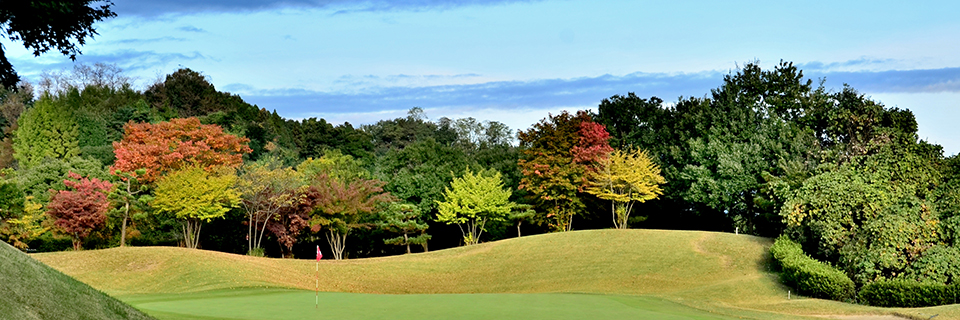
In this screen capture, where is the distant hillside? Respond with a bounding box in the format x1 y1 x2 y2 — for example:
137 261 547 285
0 240 154 320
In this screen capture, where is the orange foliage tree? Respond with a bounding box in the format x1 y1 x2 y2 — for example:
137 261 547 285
111 118 251 183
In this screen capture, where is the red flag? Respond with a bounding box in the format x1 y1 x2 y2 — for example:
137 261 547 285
316 245 322 261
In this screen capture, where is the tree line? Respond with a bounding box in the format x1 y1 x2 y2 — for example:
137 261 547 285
3 61 960 293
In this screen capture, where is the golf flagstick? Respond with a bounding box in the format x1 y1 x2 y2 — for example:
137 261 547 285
316 245 321 309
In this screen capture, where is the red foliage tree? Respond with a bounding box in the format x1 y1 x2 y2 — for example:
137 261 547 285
47 172 113 250
265 188 312 258
111 117 251 183
517 110 613 231
571 121 614 165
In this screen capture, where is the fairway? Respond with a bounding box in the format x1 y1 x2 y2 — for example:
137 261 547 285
35 229 960 319
123 288 742 320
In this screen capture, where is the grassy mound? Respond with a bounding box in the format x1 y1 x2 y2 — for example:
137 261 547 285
33 229 959 319
0 240 154 320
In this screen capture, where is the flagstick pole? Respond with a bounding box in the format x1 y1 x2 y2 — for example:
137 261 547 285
316 247 319 309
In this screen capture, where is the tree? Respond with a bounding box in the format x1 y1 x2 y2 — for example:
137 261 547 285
108 169 149 247
0 82 32 168
112 117 251 184
507 204 535 237
151 166 241 249
518 110 609 232
1 195 48 250
15 156 107 203
436 168 518 245
0 168 23 220
0 0 116 88
377 202 431 253
297 150 368 183
585 149 666 229
237 158 304 255
306 174 395 260
46 172 113 250
264 191 311 258
13 95 80 169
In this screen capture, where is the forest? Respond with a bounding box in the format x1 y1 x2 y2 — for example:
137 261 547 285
2 61 959 294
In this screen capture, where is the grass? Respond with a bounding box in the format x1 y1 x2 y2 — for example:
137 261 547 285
31 229 960 320
0 240 154 320
122 288 746 320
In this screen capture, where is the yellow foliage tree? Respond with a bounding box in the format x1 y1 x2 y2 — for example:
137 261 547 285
585 149 665 229
152 166 241 249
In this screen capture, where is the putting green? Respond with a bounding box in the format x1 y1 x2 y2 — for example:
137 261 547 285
123 288 743 320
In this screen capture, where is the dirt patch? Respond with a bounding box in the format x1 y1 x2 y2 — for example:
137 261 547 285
691 233 733 268
820 315 914 320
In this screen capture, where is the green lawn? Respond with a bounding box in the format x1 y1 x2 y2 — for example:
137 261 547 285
122 288 744 320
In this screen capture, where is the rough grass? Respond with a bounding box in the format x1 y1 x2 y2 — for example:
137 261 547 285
0 240 154 320
32 229 960 320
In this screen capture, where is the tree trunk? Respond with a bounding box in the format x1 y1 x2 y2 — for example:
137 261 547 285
120 202 129 247
517 220 522 237
404 233 410 254
325 229 348 260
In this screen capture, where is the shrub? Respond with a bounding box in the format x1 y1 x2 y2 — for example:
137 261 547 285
770 236 856 301
901 245 960 284
859 280 960 307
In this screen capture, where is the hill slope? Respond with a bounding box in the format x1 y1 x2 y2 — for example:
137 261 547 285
0 240 154 320
33 229 958 319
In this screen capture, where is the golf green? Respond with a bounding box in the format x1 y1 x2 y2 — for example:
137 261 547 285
123 288 743 320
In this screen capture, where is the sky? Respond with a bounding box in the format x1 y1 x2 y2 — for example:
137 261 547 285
3 0 960 154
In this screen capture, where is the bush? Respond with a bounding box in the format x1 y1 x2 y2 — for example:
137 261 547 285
901 245 960 284
770 236 856 301
859 280 960 307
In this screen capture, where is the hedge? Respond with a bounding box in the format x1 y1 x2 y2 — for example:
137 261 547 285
770 236 856 301
859 280 960 307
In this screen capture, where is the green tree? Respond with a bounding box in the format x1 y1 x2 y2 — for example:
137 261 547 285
13 95 80 168
436 168 518 245
151 166 241 249
585 149 665 229
16 156 107 203
781 163 940 285
297 149 368 183
108 169 149 247
376 202 431 253
237 158 304 255
0 0 116 88
307 174 395 260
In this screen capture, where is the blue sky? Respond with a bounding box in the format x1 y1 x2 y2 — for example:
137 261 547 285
3 0 959 154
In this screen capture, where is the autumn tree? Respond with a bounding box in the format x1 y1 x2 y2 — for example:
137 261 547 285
377 202 431 253
151 166 241 249
436 168 518 245
1 196 48 250
46 172 113 250
518 111 611 232
112 117 251 184
108 169 148 247
237 158 304 255
264 191 311 258
585 149 666 229
307 174 395 260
